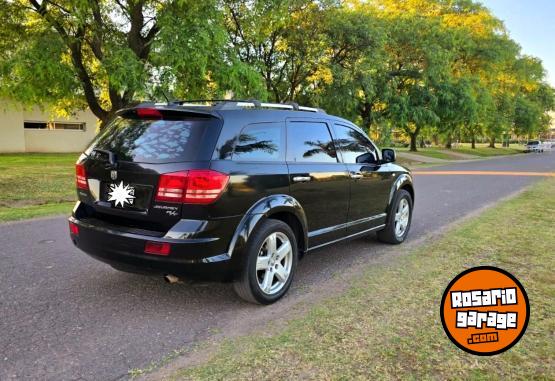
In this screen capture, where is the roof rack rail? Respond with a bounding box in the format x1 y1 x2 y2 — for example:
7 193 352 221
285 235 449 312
168 99 325 113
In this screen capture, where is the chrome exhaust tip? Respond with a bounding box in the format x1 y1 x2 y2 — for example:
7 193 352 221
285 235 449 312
164 274 180 284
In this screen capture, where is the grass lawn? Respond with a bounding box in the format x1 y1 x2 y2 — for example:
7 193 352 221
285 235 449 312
0 153 78 222
452 144 525 157
395 147 459 160
170 179 555 380
395 143 524 160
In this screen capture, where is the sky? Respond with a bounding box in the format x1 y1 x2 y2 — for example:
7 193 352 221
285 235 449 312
480 0 555 86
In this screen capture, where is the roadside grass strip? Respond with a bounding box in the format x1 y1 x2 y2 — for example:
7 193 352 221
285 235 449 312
395 145 525 160
0 202 74 222
0 153 77 222
452 146 525 157
171 179 555 380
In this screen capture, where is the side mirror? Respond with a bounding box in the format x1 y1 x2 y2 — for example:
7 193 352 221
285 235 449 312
355 152 376 164
382 148 396 163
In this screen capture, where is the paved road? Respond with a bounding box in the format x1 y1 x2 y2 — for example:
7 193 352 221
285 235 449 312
1 152 553 381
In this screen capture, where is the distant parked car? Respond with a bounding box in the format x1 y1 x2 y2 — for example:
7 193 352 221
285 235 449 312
525 140 543 153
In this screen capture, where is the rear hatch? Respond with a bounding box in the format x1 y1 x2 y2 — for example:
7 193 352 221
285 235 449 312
76 108 222 232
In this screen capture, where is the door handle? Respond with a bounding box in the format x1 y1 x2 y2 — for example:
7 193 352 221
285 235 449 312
350 172 363 179
292 176 312 183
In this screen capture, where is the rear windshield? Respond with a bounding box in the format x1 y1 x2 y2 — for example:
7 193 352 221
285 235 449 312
85 117 215 163
527 141 540 145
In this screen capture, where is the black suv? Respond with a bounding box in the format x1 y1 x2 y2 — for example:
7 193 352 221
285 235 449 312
69 100 414 304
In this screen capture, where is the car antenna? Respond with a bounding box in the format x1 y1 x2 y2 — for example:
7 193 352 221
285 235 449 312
160 90 170 103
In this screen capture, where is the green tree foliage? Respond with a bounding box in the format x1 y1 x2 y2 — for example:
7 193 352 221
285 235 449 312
0 0 553 140
436 78 476 148
0 0 263 126
511 58 555 139
223 0 378 103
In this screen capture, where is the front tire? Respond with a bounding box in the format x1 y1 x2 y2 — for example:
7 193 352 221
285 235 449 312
233 219 298 304
377 189 413 244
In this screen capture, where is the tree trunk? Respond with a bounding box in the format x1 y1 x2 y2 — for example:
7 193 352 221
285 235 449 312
471 135 476 149
489 136 496 148
361 112 372 137
445 134 452 149
98 110 118 130
409 133 418 152
419 136 425 148
98 116 111 130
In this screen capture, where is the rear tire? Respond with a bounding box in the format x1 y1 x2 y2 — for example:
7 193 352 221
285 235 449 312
377 189 413 244
233 219 298 304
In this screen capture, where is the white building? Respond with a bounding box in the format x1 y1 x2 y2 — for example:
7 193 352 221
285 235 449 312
0 100 98 153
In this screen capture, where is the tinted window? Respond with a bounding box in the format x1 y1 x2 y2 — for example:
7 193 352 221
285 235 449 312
333 124 377 164
287 122 337 163
85 116 214 163
233 123 283 161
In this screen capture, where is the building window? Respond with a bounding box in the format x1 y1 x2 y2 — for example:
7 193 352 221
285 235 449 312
24 121 86 131
23 122 48 129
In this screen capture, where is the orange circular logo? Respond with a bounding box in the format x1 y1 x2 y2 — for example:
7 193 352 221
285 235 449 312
440 266 529 356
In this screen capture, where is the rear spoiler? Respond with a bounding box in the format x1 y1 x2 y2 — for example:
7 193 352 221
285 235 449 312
116 104 222 120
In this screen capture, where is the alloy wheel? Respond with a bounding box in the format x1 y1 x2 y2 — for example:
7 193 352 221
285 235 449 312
256 232 293 295
394 198 410 238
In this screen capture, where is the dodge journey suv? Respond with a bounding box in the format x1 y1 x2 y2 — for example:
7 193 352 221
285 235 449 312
69 100 414 304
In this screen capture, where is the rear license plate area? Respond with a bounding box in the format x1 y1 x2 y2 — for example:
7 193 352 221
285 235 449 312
101 181 153 211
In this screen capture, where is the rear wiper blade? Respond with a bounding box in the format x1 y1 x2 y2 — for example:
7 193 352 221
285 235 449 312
92 149 117 168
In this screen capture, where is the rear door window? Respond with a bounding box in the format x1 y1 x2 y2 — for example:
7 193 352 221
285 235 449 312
286 121 338 163
233 123 284 161
86 116 217 163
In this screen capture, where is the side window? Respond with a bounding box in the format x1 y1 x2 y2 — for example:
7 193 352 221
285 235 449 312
286 121 337 163
233 123 283 161
333 124 378 164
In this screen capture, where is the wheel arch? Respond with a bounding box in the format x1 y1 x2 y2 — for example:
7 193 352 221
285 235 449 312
227 194 308 262
401 183 415 203
387 173 415 213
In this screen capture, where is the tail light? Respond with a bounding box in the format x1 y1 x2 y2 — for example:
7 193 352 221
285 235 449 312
136 108 163 119
185 170 230 204
155 170 229 205
155 171 188 202
144 241 171 256
75 163 88 190
69 221 79 236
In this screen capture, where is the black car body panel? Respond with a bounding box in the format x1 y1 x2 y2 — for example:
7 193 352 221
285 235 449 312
70 102 414 281
225 194 309 260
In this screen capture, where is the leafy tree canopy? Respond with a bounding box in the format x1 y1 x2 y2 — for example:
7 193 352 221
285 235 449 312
0 0 553 142
0 0 264 125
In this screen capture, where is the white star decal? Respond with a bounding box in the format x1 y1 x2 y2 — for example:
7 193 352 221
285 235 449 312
107 181 136 208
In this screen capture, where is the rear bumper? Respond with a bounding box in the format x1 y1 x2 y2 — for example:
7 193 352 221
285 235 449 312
69 214 242 281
